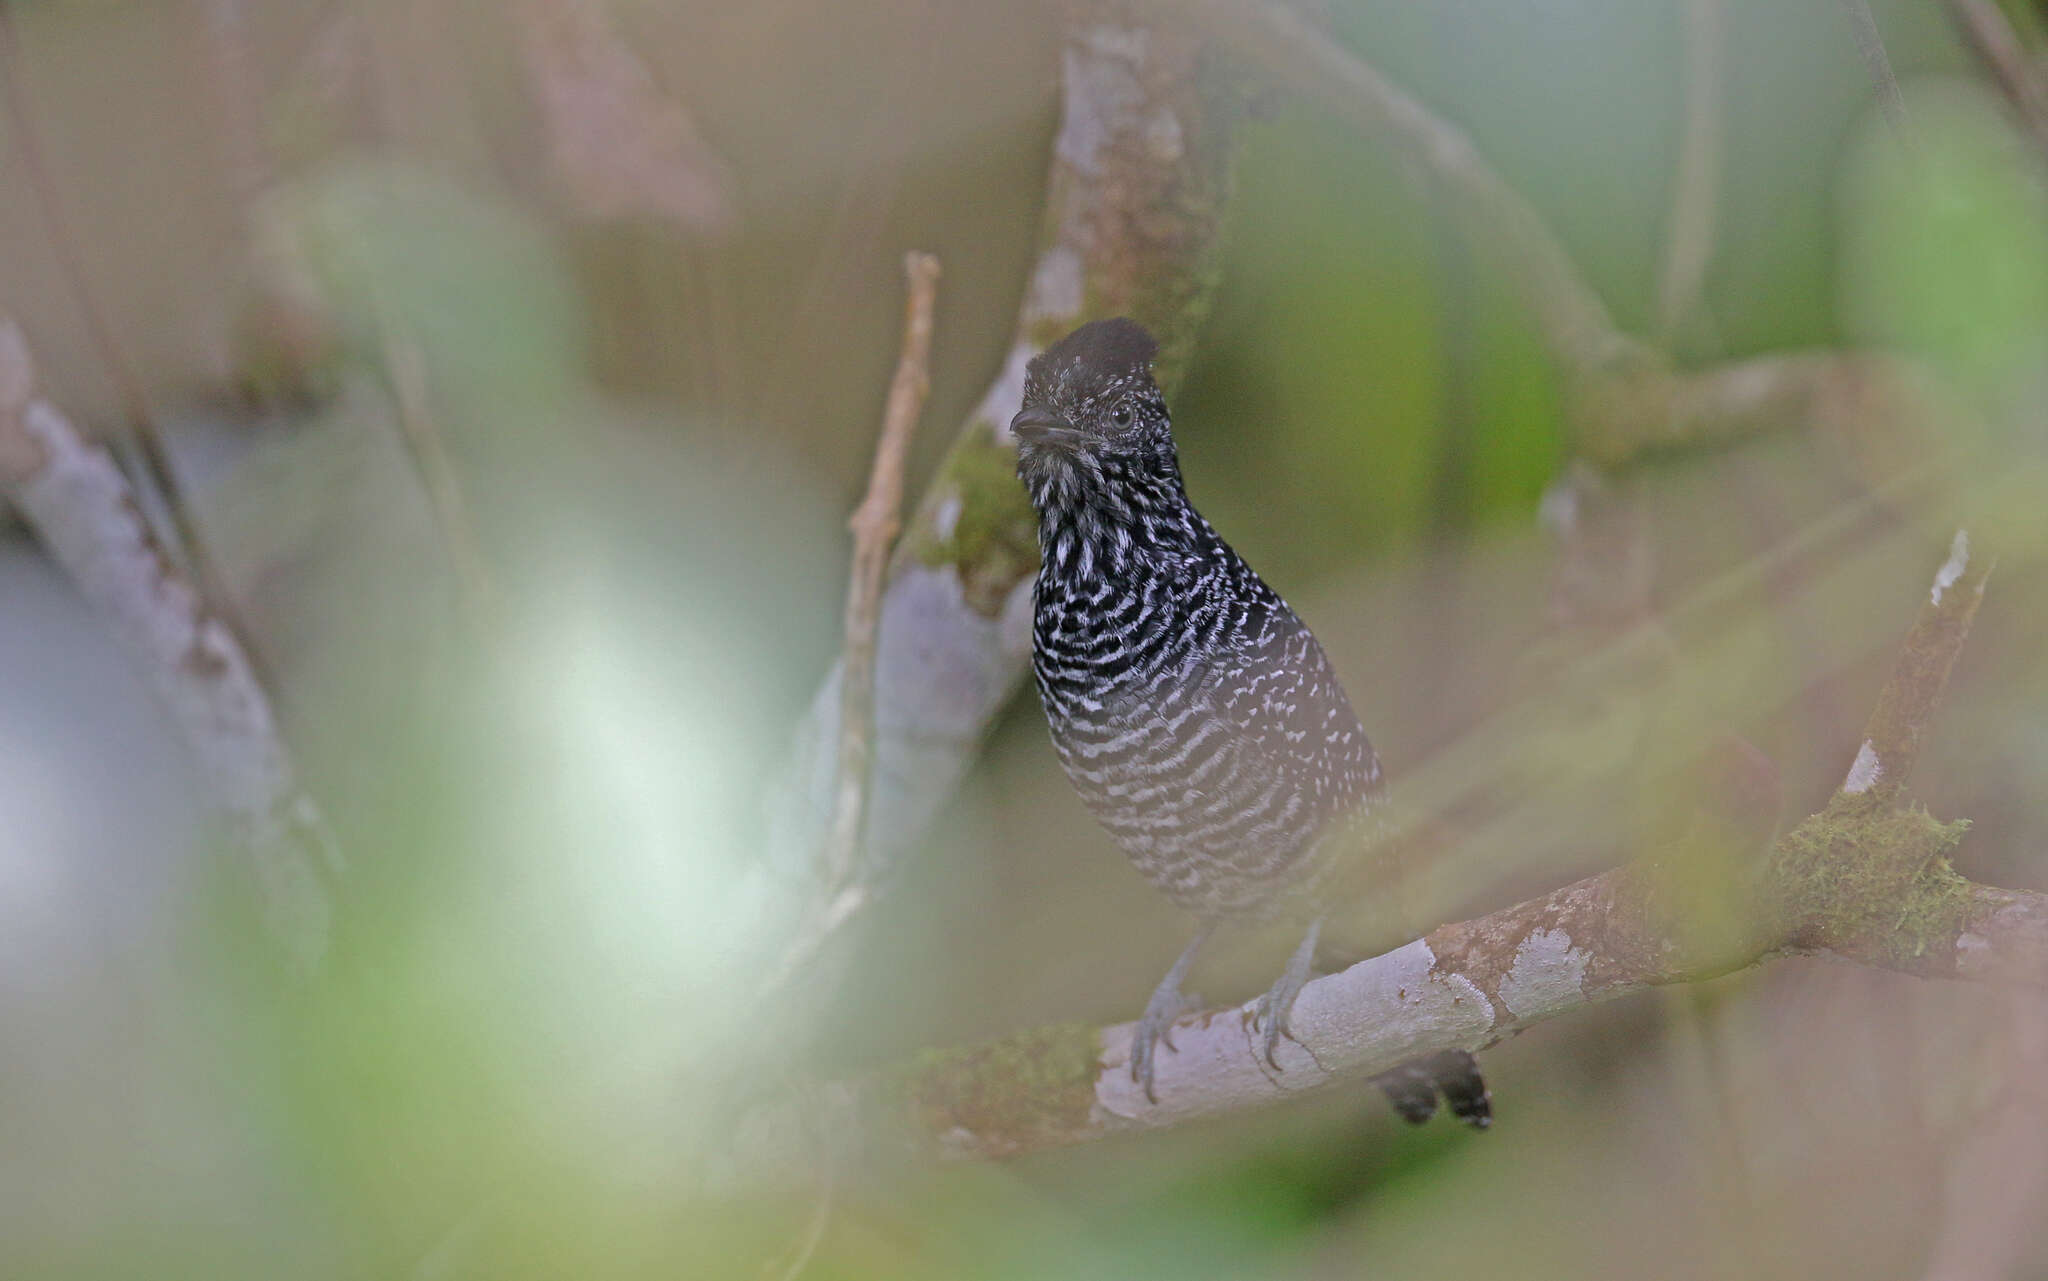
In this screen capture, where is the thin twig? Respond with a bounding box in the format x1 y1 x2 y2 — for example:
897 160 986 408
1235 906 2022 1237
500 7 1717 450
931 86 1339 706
1657 0 1726 344
1835 0 1912 141
821 252 941 900
0 319 336 969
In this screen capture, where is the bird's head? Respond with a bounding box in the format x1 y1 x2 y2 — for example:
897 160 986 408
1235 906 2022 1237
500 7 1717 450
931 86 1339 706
1011 318 1178 511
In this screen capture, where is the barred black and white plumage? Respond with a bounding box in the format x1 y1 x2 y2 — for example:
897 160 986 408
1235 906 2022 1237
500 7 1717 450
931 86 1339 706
1013 318 1487 1125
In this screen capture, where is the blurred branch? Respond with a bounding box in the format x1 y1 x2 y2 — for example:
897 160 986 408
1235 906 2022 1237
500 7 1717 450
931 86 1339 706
0 6 198 573
193 0 272 214
381 332 497 613
762 0 1238 988
1180 0 1948 469
1570 347 1946 469
728 535 2041 1167
1179 0 1621 373
1657 0 1725 344
1919 993 2048 1281
515 0 735 231
776 252 942 988
1945 0 2048 150
1835 0 1912 140
1836 529 1989 803
0 319 336 969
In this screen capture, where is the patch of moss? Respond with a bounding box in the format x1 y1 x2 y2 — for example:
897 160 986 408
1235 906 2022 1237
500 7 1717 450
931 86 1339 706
1769 794 1974 961
901 425 1040 615
903 1023 1103 1158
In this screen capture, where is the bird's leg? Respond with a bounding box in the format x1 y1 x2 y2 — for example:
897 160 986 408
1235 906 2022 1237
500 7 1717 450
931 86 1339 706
1132 921 1214 1103
1251 916 1322 1068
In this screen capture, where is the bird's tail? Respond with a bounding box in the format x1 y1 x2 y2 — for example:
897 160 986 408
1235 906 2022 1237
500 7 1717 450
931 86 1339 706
1371 1049 1491 1129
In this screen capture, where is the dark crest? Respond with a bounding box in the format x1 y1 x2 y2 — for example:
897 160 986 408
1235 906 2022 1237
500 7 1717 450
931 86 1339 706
1031 317 1158 383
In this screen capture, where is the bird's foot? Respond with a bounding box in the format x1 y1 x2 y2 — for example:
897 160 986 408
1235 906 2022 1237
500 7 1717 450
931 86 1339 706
1249 917 1322 1069
1131 980 1198 1104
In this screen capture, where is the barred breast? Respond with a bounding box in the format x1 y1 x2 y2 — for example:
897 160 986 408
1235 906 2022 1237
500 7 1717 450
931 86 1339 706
1032 551 1383 920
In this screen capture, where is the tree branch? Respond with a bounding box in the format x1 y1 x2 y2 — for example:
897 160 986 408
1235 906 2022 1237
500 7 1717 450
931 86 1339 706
0 319 336 968
726 535 2034 1171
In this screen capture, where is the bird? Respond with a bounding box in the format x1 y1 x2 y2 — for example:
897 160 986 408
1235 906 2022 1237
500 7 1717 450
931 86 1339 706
1011 316 1487 1124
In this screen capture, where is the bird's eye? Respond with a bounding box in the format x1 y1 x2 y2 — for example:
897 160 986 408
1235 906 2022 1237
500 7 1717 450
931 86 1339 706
1111 405 1133 427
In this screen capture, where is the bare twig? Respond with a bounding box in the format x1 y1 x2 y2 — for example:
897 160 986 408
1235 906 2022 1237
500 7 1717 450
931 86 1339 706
1835 0 1912 140
815 252 941 930
1657 0 1726 344
1945 0 2048 150
0 320 336 968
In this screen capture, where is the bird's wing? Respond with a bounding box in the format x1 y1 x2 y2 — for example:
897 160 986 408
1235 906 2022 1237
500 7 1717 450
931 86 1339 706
1206 596 1385 814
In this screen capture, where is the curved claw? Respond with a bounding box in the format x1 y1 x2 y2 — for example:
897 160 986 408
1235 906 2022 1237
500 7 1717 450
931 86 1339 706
1131 925 1215 1104
1248 991 1290 1068
1251 918 1320 1071
1131 990 1188 1103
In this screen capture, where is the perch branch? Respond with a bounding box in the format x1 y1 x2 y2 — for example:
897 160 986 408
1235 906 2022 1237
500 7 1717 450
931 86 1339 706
762 0 1238 990
0 319 336 968
726 536 2033 1170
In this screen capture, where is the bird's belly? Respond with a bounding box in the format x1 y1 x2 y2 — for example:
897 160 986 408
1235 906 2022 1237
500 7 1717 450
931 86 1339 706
1046 702 1331 920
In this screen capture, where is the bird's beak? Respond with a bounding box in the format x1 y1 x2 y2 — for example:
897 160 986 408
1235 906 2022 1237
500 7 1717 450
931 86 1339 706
1010 407 1088 450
